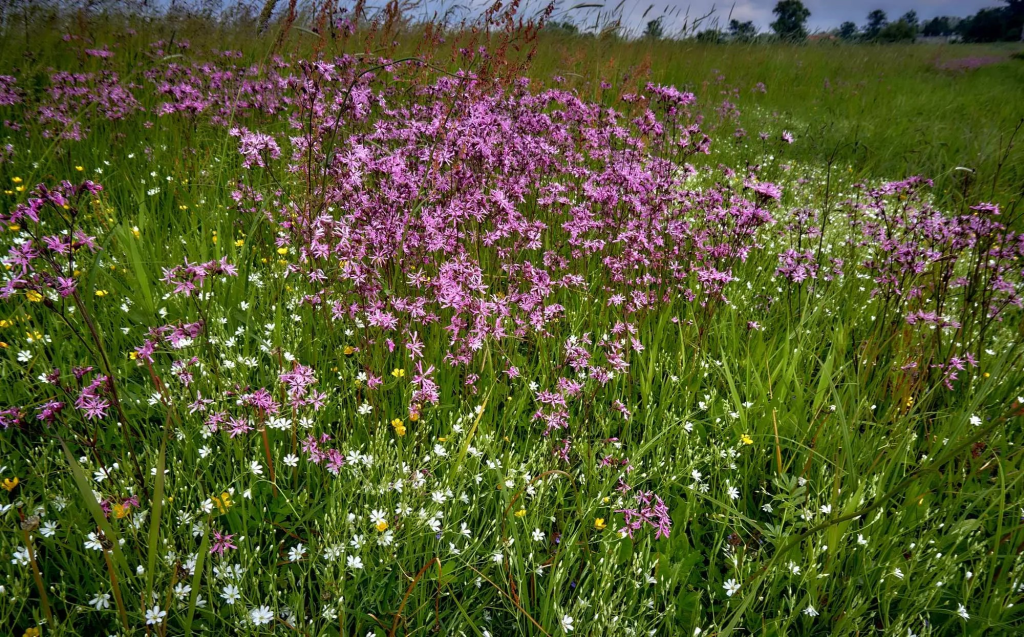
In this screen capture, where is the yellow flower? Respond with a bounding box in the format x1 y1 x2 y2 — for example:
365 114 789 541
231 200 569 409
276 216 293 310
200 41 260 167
983 372 990 378
211 491 232 514
0 342 7 349
391 368 405 378
0 319 10 328
391 419 406 437
7 224 19 231
515 508 527 518
602 497 610 504
179 205 188 211
23 627 41 637
95 290 108 297
235 239 244 247
12 177 22 183
1 476 19 492
112 503 128 519
131 226 140 238
594 518 607 531
15 185 25 192
740 434 753 446
343 346 355 356
375 520 389 532
25 290 43 302
408 410 420 422
75 165 84 172
277 247 288 255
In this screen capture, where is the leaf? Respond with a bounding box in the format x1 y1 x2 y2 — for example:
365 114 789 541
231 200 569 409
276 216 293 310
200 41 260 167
120 221 155 316
145 434 168 603
59 438 131 576
184 524 211 636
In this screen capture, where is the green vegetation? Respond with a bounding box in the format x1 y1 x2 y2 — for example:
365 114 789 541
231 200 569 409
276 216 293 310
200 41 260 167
0 7 1023 637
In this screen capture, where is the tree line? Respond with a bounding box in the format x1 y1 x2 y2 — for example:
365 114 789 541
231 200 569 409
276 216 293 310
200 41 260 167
634 0 1024 43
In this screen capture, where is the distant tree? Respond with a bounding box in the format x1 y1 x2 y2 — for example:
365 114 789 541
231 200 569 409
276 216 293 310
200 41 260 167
877 20 916 42
545 20 580 34
899 10 918 31
957 1 1023 42
864 9 887 40
959 8 1013 41
728 19 757 41
695 29 723 43
838 21 859 40
921 16 957 37
771 0 810 41
644 16 664 39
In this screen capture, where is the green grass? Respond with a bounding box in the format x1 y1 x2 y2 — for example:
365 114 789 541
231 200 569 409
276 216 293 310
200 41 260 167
527 38 1024 209
0 18 1023 637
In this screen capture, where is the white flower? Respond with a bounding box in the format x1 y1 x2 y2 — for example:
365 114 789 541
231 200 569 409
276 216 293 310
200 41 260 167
250 605 274 626
89 592 111 610
288 543 306 562
957 604 969 620
39 520 57 538
820 504 832 515
893 568 904 580
369 509 387 525
492 551 503 564
561 614 574 632
250 460 264 476
84 532 104 551
283 454 299 467
145 605 167 625
723 579 740 597
17 350 32 362
11 547 30 566
532 528 545 542
727 486 740 501
803 605 819 617
347 554 364 570
857 534 868 546
221 584 241 605
969 415 982 426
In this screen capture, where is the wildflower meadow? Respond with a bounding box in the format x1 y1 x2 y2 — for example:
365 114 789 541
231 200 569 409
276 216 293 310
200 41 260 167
1 3 1023 636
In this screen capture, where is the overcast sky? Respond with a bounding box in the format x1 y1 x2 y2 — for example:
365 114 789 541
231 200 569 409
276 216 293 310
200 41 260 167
561 0 1003 33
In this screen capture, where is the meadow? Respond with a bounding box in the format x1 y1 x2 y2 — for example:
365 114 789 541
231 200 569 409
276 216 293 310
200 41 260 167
1 11 1024 637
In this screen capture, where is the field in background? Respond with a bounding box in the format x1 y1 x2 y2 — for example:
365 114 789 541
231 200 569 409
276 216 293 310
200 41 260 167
3 22 1022 207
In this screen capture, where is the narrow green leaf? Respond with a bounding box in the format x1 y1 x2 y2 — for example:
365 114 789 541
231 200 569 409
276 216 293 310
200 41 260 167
184 524 211 636
146 435 168 603
59 438 131 576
